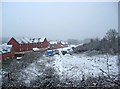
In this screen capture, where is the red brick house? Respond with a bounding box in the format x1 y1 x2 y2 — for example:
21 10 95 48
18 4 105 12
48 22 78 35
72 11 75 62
7 37 49 56
0 43 14 60
0 37 49 60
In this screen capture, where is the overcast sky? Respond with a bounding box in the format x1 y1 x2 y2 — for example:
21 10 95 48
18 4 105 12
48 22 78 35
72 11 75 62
2 2 118 40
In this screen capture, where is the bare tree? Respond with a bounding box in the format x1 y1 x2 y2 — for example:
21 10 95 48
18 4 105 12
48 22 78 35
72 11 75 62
105 29 118 54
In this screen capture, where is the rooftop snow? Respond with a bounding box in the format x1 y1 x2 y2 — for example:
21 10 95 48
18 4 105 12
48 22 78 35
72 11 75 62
32 48 40 51
39 37 46 42
0 43 12 54
49 41 58 44
61 41 68 45
15 37 46 44
49 41 68 45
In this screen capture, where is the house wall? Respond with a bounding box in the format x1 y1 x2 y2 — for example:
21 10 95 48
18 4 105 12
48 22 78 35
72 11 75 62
42 38 49 48
7 37 20 52
55 42 63 48
0 52 14 60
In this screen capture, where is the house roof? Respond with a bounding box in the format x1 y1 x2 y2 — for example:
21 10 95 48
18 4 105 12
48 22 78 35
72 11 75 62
0 43 12 54
39 37 46 42
49 40 68 45
10 37 46 44
49 41 58 44
61 41 68 45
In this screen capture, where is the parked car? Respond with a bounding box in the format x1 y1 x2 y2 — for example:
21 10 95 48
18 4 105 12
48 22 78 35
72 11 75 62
45 50 54 56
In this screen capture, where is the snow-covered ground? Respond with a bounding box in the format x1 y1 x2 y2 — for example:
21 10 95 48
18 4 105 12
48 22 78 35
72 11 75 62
2 45 118 87
0 69 7 87
18 57 54 86
53 53 118 81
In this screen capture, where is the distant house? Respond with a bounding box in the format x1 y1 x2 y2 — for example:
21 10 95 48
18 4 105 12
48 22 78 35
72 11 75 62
60 41 68 47
7 37 49 56
49 40 68 49
0 43 14 60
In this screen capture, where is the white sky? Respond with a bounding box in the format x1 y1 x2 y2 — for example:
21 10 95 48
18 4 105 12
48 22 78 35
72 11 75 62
1 0 120 2
1 1 118 40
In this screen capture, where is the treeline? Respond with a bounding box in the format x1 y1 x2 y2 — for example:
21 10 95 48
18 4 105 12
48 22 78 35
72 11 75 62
73 29 119 55
67 39 80 45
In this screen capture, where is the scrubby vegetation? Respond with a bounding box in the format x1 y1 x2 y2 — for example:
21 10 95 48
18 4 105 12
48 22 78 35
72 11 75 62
73 29 119 55
71 29 120 88
2 52 43 88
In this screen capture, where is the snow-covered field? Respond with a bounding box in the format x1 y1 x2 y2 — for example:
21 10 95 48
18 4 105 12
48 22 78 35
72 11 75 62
53 53 118 81
18 57 54 86
17 46 119 86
